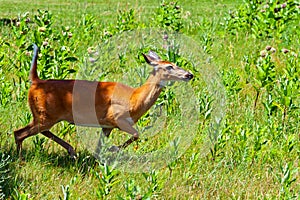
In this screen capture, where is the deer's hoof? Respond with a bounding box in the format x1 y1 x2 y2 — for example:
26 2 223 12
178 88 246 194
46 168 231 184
68 148 77 159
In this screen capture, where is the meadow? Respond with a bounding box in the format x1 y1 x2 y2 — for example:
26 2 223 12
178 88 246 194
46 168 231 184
0 0 299 199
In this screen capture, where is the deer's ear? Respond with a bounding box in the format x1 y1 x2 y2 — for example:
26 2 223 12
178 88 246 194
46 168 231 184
148 51 161 61
142 51 161 66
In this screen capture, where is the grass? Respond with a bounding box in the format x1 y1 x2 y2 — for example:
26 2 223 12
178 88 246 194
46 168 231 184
0 0 299 199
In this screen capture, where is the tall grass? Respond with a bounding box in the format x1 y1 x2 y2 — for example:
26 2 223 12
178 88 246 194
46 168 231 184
0 0 299 199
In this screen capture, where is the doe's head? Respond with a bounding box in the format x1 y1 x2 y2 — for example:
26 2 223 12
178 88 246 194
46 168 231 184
142 51 193 82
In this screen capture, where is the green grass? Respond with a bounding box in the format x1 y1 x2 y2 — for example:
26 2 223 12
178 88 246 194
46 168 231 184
0 0 299 199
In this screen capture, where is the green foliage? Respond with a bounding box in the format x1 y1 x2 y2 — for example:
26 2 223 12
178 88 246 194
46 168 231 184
154 1 183 32
0 0 299 199
119 171 162 200
101 9 139 41
225 0 300 38
0 154 10 200
115 9 138 33
273 162 298 198
92 163 119 198
241 45 300 128
221 68 242 97
11 190 31 200
60 185 71 200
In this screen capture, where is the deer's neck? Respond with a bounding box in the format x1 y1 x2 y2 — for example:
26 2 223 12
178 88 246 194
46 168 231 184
130 72 163 121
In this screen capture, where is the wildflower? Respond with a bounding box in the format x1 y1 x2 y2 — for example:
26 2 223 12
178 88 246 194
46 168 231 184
281 48 289 54
87 47 94 54
265 45 272 51
163 34 168 40
260 50 268 57
291 52 298 57
38 27 46 32
281 3 287 8
270 47 276 53
68 32 73 38
274 7 280 13
89 57 97 63
42 41 48 46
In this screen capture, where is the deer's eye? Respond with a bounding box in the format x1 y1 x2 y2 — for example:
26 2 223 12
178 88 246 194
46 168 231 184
166 65 174 70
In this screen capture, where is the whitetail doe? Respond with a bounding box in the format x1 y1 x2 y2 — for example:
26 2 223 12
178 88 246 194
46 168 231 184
14 44 193 158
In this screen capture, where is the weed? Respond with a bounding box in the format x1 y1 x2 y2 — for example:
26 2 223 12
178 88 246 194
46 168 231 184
92 162 119 198
154 1 183 32
0 154 10 199
224 0 300 38
0 0 299 199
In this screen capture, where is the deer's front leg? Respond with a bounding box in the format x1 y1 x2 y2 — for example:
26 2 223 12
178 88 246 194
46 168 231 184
109 119 139 152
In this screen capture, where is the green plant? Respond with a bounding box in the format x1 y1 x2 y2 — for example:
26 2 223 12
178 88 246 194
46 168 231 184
274 162 298 198
11 189 31 200
0 154 10 200
119 171 163 200
32 136 46 154
115 9 138 33
102 8 138 40
121 179 142 200
142 170 163 198
59 185 71 200
0 1 299 199
252 49 276 110
225 0 300 38
92 163 119 198
221 68 242 97
154 1 183 32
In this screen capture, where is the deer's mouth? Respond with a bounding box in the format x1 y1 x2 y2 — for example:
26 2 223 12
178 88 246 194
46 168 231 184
183 73 193 81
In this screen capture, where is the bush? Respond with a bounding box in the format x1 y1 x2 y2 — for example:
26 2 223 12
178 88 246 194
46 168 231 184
154 1 183 32
224 0 300 38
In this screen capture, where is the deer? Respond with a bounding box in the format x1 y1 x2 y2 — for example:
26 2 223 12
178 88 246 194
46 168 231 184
14 44 193 159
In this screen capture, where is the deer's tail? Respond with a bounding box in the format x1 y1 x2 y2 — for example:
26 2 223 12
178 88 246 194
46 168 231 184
29 44 39 82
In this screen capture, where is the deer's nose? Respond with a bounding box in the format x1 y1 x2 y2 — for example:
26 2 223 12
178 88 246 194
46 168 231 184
185 73 193 80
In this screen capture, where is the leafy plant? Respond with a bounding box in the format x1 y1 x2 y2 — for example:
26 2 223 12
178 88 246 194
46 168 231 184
273 162 298 198
32 136 46 154
121 179 142 200
0 154 10 200
11 189 31 200
142 170 163 198
224 0 300 38
253 50 276 110
92 163 119 198
101 8 139 41
221 68 242 97
59 185 71 200
154 1 183 32
115 9 138 33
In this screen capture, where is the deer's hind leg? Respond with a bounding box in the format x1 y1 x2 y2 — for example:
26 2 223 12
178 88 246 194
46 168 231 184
14 121 43 158
41 130 76 158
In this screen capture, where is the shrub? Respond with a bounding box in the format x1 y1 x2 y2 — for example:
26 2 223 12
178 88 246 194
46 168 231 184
154 1 183 32
224 0 300 38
